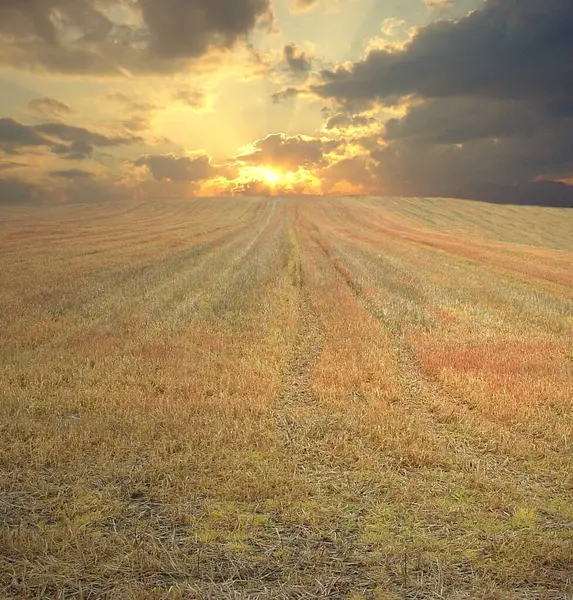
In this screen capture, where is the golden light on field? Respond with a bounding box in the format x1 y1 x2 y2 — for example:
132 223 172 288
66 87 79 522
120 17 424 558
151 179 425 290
2 196 573 597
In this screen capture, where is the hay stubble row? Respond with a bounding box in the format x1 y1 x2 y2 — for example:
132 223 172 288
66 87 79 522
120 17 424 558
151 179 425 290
1 196 572 599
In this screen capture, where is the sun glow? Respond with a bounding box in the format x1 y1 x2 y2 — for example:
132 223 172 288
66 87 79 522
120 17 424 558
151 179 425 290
200 164 323 196
258 167 282 186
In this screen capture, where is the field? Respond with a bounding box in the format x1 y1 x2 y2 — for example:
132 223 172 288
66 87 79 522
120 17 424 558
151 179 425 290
1 196 572 599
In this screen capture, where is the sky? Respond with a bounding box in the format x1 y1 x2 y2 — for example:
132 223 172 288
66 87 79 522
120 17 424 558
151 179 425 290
0 0 572 203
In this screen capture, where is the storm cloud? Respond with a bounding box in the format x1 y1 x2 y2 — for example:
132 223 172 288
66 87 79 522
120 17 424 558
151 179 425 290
311 0 573 198
0 0 272 74
314 0 573 107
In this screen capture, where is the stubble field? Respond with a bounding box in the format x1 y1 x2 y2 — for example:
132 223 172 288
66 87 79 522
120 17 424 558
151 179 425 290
1 196 572 599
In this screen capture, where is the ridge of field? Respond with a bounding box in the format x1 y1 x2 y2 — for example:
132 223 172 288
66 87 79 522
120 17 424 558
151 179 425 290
365 196 573 251
1 196 572 599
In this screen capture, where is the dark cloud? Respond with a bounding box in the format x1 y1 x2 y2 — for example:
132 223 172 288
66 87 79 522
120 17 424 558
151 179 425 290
325 113 378 130
289 0 320 12
0 170 130 204
0 0 272 75
237 133 340 170
50 168 94 179
314 0 573 107
0 160 29 172
0 117 142 160
139 0 271 60
61 175 132 204
0 177 41 203
372 119 573 195
325 114 352 130
312 0 573 199
0 118 50 153
455 181 573 208
271 87 300 104
319 155 375 194
35 122 142 148
383 98 549 145
38 121 142 159
283 43 312 74
133 153 216 182
53 140 94 161
28 96 74 119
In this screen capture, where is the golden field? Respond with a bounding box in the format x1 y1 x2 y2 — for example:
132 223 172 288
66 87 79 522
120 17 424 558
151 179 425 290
1 196 572 599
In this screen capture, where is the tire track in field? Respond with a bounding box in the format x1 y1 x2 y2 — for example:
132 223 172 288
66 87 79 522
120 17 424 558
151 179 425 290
312 230 455 405
268 219 383 599
275 226 325 452
310 229 554 474
278 236 323 408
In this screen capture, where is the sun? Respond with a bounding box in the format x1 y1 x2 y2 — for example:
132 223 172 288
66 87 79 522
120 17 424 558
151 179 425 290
260 167 281 186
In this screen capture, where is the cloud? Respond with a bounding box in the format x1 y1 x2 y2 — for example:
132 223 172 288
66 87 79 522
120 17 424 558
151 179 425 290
172 89 206 108
106 92 160 133
35 122 142 148
0 177 41 203
133 153 216 182
289 0 320 13
380 18 406 37
232 179 274 196
0 160 29 172
311 0 573 196
107 93 158 114
50 169 94 179
0 0 273 75
271 87 300 104
372 117 573 195
237 133 340 170
382 98 547 145
121 116 153 133
0 117 143 160
319 155 375 194
170 88 214 112
325 113 378 131
138 0 271 61
283 43 312 74
424 0 455 10
0 118 50 153
28 97 74 119
314 0 573 107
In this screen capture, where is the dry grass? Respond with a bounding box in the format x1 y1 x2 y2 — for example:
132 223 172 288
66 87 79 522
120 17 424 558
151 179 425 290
1 196 572 599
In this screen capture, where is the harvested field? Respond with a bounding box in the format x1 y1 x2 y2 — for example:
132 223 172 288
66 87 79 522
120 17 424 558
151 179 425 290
1 196 572 599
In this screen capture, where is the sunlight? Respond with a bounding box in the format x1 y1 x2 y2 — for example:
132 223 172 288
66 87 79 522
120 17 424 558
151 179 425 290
230 165 323 196
259 166 281 186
